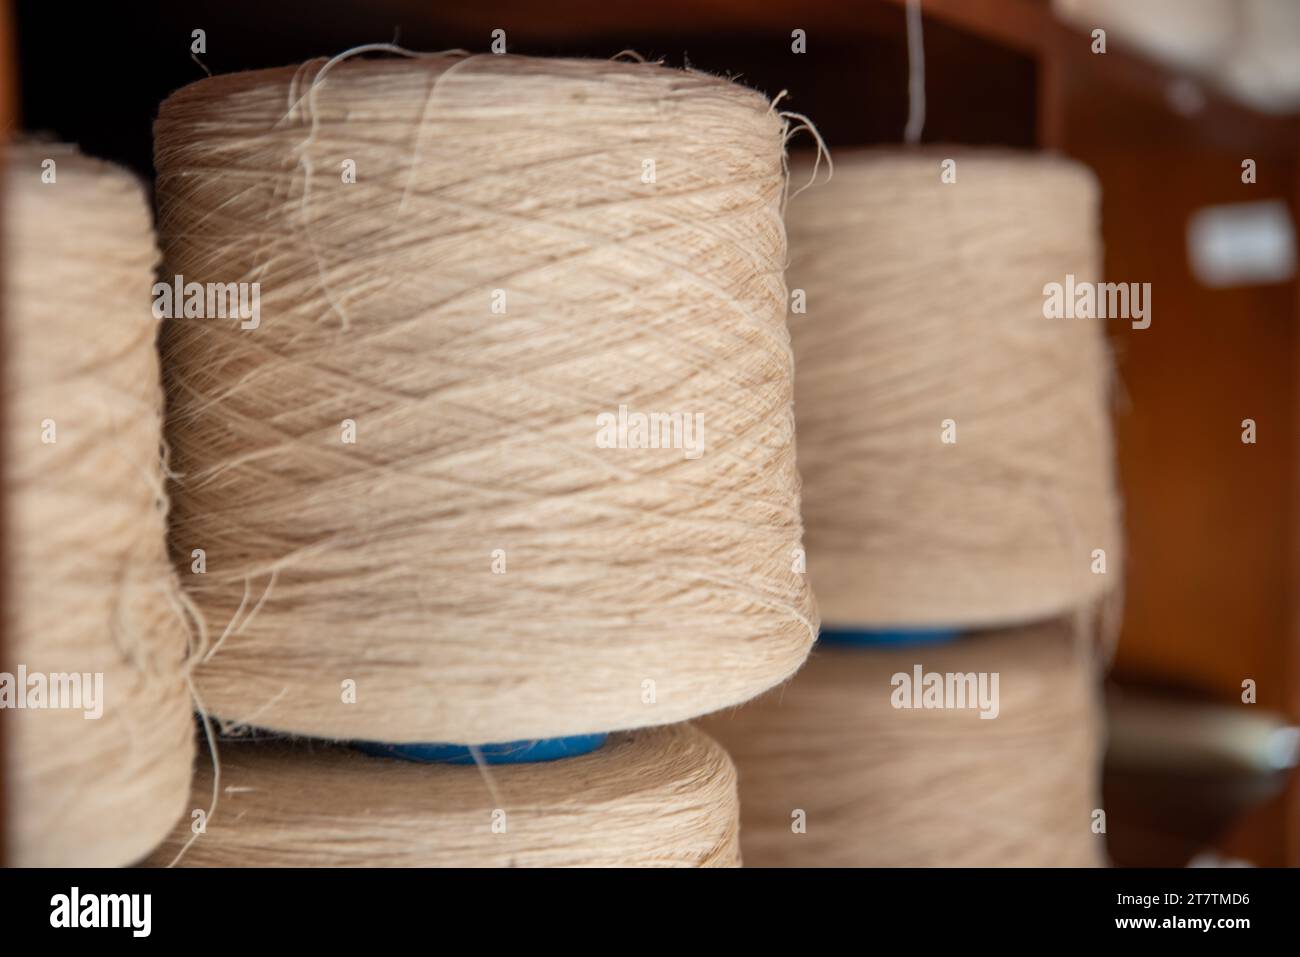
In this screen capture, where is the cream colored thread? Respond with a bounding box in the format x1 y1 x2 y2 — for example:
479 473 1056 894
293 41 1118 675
702 622 1105 867
154 54 816 743
904 0 926 144
146 724 741 867
787 149 1123 629
3 142 194 866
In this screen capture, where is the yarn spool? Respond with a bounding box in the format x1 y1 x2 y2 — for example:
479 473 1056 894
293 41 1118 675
1 143 194 865
153 52 815 745
145 723 741 867
788 149 1122 632
700 621 1105 866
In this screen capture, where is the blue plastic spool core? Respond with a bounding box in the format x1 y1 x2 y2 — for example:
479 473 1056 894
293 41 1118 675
817 626 961 647
355 733 608 765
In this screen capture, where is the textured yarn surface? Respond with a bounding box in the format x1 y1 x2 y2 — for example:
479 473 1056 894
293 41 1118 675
702 621 1106 867
2 142 195 866
788 149 1123 629
146 723 740 867
154 53 815 744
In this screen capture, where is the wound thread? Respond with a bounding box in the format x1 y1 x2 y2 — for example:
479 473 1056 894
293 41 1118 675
153 53 816 745
2 142 195 866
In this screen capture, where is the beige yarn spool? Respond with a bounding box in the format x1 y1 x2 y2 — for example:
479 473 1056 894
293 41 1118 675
1 143 194 865
144 724 739 867
153 52 815 744
701 623 1105 866
789 150 1122 629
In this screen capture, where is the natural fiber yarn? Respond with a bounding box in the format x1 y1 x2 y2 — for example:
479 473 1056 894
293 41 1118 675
701 623 1105 866
789 150 1122 628
145 723 740 867
154 52 815 744
2 143 194 865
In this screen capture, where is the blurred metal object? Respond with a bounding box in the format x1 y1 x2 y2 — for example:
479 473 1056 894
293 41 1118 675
1108 688 1300 775
1103 688 1298 866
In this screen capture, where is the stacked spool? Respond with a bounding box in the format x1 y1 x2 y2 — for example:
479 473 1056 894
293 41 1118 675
144 52 815 866
2 142 195 865
703 150 1123 866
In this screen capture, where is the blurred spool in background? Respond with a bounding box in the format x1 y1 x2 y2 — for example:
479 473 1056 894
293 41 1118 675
148 724 741 867
153 52 817 746
788 149 1123 632
1 142 194 866
1053 0 1300 114
703 146 1124 867
702 621 1105 867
